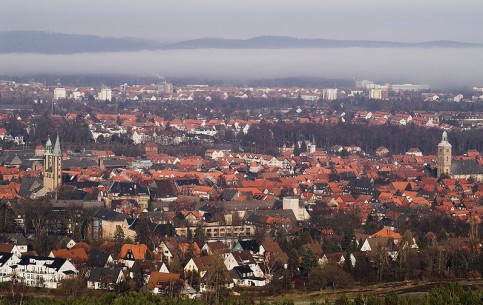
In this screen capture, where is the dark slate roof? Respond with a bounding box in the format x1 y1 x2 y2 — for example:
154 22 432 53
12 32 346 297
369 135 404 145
87 267 121 282
102 159 128 168
348 177 374 188
198 204 223 214
108 181 150 196
0 252 14 267
175 179 200 186
237 240 260 252
0 233 27 246
150 223 175 237
153 179 178 198
18 177 43 198
64 181 101 189
87 251 112 268
196 200 276 213
221 189 239 201
18 255 67 271
234 265 252 274
62 158 98 170
93 208 128 222
0 150 35 162
126 218 138 228
451 160 483 175
51 200 104 209
231 265 263 281
0 153 23 166
19 159 40 171
149 163 168 171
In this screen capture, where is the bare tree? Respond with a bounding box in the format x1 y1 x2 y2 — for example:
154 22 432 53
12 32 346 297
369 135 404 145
22 199 51 238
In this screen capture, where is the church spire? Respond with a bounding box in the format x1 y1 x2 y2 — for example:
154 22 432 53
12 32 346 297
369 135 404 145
442 131 448 143
53 134 61 156
438 131 451 147
45 135 52 155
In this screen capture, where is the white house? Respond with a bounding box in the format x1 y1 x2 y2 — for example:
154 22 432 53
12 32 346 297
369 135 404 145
230 265 266 287
16 256 78 289
0 252 21 282
87 267 124 290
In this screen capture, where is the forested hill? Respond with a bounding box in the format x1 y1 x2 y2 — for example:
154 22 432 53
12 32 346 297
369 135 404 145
2 31 483 54
239 122 483 156
0 31 162 54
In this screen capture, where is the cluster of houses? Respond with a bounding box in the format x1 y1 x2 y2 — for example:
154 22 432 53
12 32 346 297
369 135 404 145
0 223 420 296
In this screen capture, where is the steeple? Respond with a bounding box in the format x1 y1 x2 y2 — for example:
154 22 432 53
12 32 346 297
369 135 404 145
45 136 52 155
442 131 448 143
53 134 61 156
438 131 451 147
437 131 452 177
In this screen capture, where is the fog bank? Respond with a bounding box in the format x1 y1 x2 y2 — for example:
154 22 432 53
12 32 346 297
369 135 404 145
0 48 482 88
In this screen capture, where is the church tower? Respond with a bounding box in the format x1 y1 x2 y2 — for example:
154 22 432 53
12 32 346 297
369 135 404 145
437 131 452 177
43 135 63 192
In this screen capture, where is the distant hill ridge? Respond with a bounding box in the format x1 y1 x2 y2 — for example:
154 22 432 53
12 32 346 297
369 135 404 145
1 31 482 54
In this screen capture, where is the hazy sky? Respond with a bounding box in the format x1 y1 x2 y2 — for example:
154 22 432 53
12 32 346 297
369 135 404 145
1 0 482 42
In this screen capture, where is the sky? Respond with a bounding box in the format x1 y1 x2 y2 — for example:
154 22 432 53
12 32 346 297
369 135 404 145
1 0 483 43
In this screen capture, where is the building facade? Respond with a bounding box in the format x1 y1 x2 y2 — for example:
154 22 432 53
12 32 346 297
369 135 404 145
43 135 63 192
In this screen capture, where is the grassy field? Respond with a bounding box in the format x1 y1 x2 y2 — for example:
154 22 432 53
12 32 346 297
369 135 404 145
266 279 483 304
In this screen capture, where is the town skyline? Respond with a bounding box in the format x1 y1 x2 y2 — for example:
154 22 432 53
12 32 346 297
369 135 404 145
0 1 482 304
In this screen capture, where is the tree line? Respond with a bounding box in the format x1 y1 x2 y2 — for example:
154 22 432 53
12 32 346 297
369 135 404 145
238 122 483 155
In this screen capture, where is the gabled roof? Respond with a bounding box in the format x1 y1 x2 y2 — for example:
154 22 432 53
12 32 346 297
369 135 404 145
205 241 230 255
0 243 15 253
191 255 217 272
18 255 70 272
120 244 148 260
451 160 483 175
108 181 149 196
0 233 27 246
371 227 402 239
51 248 88 263
261 241 288 264
236 240 260 253
147 272 180 289
88 250 112 267
0 252 14 267
87 267 122 282
93 208 128 222
231 250 256 265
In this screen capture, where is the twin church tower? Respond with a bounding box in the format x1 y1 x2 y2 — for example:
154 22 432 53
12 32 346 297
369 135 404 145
43 135 63 192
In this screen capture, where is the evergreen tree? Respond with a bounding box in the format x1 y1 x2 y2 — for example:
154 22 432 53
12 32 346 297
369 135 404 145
300 141 308 153
300 249 318 275
135 218 152 249
293 144 300 156
194 225 206 247
114 225 125 244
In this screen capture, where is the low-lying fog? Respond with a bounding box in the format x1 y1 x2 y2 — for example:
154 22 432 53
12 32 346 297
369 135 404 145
1 48 482 88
